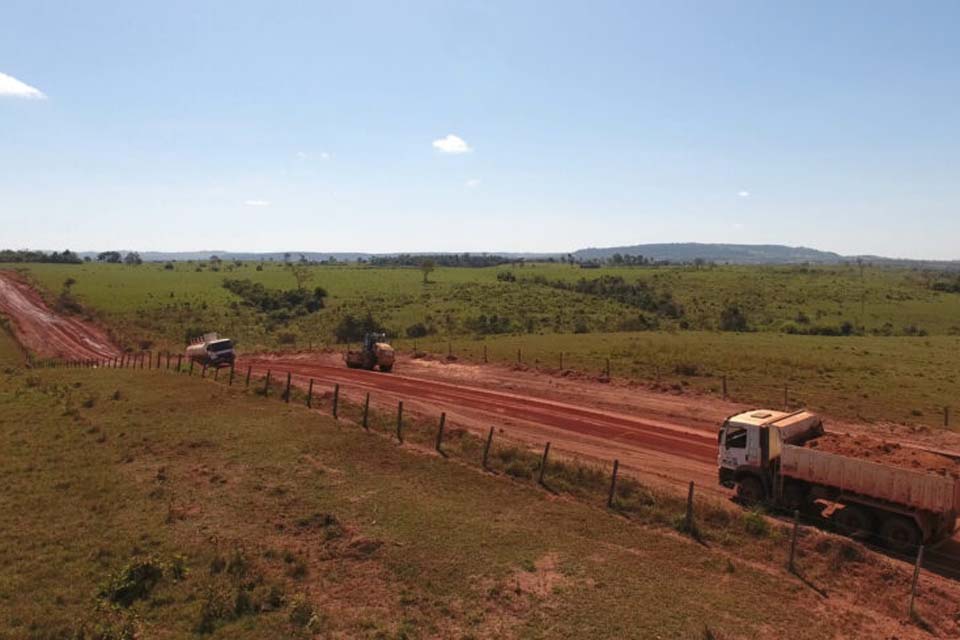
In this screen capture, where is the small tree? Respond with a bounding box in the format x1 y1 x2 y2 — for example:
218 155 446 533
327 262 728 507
97 251 122 263
287 263 312 291
124 252 143 266
420 259 435 284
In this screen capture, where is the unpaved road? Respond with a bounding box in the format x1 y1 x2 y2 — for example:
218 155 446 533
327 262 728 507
0 271 120 360
3 269 960 573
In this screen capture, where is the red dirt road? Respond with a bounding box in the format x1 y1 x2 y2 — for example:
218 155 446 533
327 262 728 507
0 271 120 360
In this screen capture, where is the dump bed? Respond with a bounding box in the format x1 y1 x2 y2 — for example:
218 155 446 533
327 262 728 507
781 444 960 515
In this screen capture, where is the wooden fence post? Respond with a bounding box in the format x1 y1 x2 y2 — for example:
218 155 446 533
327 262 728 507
482 426 494 469
605 358 611 378
245 366 251 387
264 370 271 396
396 401 404 443
156 351 162 369
560 351 564 370
176 354 183 372
788 510 800 573
284 372 292 403
147 352 152 369
306 379 314 408
213 366 219 381
362 392 370 430
538 442 551 485
229 364 235 386
435 412 446 454
685 481 695 533
607 459 620 508
332 384 339 418
483 344 488 363
909 545 924 619
189 360 194 376
517 348 522 364
140 353 145 369
166 352 171 370
202 363 207 378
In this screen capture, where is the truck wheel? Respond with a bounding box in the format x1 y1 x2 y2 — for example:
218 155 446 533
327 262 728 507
735 476 765 505
879 516 921 552
835 505 874 539
379 364 393 373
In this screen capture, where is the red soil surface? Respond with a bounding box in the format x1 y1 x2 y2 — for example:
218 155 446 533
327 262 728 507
0 271 120 360
808 432 960 479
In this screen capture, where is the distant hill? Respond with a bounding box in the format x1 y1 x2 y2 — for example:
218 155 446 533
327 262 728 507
572 243 845 264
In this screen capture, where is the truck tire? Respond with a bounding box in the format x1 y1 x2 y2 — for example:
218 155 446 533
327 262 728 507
379 364 393 373
879 515 921 552
735 476 765 505
835 505 874 539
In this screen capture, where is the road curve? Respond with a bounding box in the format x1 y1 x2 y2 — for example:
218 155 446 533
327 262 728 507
0 271 120 360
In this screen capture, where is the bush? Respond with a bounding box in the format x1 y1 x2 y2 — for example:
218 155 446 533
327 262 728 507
496 271 517 282
99 556 166 607
405 322 430 338
719 304 749 332
222 279 327 321
334 312 387 343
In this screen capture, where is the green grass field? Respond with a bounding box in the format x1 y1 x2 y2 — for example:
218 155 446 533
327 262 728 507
1 366 948 638
6 261 960 429
0 324 24 368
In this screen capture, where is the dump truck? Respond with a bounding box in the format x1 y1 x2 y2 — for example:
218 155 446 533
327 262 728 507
718 409 960 550
185 332 236 368
345 332 394 372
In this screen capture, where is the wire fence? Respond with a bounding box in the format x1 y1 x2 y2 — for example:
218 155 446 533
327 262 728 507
37 352 960 623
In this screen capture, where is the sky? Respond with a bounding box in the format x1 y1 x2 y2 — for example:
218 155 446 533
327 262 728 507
1 1 958 259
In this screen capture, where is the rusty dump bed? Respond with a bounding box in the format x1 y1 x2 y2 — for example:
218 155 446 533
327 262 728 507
781 445 960 515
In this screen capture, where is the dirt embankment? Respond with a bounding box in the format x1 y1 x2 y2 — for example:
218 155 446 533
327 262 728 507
807 432 960 479
0 270 121 360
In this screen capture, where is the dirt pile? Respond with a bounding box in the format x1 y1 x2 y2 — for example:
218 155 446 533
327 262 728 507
807 432 960 478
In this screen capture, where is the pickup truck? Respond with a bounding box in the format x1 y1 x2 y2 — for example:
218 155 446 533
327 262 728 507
718 409 960 550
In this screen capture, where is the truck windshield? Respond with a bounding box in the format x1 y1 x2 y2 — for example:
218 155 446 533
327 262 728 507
725 428 747 449
209 340 233 352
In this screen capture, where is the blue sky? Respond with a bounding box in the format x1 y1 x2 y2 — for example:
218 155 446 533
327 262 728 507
1 1 958 258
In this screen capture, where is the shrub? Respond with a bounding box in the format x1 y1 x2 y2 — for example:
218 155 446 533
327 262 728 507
719 304 749 332
99 556 166 607
405 322 429 338
334 313 387 343
222 279 327 320
496 271 517 282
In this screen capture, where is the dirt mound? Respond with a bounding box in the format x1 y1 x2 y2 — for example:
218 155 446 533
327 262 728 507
807 432 960 478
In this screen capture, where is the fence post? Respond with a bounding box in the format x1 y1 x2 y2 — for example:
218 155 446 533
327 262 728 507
176 354 183 372
264 370 271 396
909 545 924 619
362 392 370 430
483 344 488 363
202 363 207 378
245 366 251 387
448 342 452 358
306 379 314 408
166 352 171 370
560 351 564 370
605 358 611 378
783 384 789 411
229 364 235 386
284 372 292 403
607 459 620 508
517 348 522 364
332 383 339 418
396 401 404 443
189 360 194 376
435 412 446 454
147 352 152 369
538 442 551 485
140 354 145 369
685 481 696 533
482 426 494 469
157 351 162 369
788 510 800 573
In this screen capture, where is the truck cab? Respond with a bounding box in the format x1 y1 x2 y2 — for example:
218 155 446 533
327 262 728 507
186 332 236 367
718 409 823 502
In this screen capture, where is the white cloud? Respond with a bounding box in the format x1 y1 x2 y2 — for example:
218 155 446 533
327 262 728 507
0 71 46 99
244 199 271 207
320 151 331 160
738 190 750 198
432 134 471 154
296 151 308 159
465 178 481 189
296 151 331 160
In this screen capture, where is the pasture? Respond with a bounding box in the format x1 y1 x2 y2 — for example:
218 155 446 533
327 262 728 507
6 260 960 428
